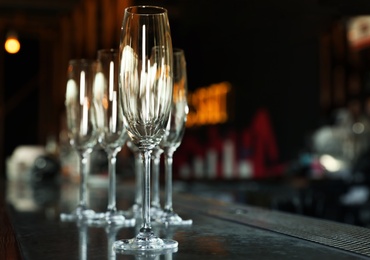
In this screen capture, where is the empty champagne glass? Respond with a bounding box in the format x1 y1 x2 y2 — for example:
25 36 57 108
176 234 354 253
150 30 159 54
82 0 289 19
61 59 100 221
92 48 135 226
151 147 164 219
157 48 192 226
113 5 177 252
126 140 142 218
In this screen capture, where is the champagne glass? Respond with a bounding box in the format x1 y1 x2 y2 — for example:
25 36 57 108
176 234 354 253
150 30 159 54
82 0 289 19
151 146 164 219
92 48 135 226
126 142 162 221
113 5 177 252
157 48 192 226
61 59 100 221
126 140 142 218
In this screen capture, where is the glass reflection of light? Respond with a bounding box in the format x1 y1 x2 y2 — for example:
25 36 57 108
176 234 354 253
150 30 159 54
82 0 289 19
94 72 105 101
109 61 115 100
94 71 106 130
81 97 89 136
110 91 118 133
106 225 120 260
115 247 178 260
66 79 77 104
80 71 86 105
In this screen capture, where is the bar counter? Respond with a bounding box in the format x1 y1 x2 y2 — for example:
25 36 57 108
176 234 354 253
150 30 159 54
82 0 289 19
2 177 370 260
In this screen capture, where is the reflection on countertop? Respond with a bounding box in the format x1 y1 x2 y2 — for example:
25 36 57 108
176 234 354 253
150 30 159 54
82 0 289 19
5 176 370 259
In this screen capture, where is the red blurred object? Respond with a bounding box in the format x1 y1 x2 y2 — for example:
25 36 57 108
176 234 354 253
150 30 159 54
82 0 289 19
174 108 284 180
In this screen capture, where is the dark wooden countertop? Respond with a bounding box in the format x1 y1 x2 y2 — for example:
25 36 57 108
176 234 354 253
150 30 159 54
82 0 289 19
3 177 370 259
0 179 22 260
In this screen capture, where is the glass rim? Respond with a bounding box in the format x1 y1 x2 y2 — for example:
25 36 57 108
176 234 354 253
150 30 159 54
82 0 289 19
125 5 167 16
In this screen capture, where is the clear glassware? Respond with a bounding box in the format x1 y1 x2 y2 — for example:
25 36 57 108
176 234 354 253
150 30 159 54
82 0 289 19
77 220 88 260
61 59 100 221
150 147 164 220
126 142 162 221
157 48 192 226
126 140 142 218
91 48 135 226
113 5 178 252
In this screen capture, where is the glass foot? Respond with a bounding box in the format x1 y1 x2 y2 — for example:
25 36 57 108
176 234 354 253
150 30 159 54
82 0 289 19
115 246 178 258
60 207 97 222
126 204 142 219
87 211 136 226
156 210 192 226
150 206 164 221
113 229 178 251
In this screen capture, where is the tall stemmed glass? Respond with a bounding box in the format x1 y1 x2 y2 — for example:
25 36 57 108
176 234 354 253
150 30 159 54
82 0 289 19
126 140 142 218
113 5 177 252
92 48 135 226
157 48 192 226
61 59 100 221
151 147 163 219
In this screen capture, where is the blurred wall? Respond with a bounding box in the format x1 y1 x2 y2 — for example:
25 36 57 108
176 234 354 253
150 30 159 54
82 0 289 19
2 0 370 175
0 0 132 173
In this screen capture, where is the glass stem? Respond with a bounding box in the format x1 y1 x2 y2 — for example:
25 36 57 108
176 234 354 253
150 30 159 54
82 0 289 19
107 150 118 213
134 152 142 207
78 151 90 210
141 150 152 230
164 151 174 212
78 223 88 260
151 150 161 208
106 226 119 259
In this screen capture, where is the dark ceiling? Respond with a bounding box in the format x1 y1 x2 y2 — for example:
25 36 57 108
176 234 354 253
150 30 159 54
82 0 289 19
0 0 81 15
1 0 370 27
2 0 370 15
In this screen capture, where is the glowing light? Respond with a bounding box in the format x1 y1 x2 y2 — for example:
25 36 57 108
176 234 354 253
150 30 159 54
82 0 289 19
4 31 20 54
186 82 231 127
319 154 342 172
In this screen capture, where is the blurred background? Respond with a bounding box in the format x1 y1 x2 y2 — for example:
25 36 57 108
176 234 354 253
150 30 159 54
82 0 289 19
4 0 370 226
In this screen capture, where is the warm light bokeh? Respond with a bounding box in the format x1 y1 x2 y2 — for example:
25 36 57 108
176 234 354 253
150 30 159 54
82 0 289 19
187 82 231 127
4 36 20 54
